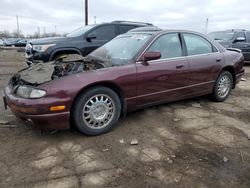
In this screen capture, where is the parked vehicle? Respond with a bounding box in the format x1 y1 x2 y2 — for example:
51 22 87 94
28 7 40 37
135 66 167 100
3 30 245 135
14 39 28 47
3 38 21 46
0 38 4 46
209 29 250 63
25 21 153 65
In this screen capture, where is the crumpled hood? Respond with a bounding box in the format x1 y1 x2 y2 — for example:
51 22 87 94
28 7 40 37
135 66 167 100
17 63 55 85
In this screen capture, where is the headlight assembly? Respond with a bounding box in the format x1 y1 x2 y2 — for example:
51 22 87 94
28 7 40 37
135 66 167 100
33 44 55 52
16 86 46 99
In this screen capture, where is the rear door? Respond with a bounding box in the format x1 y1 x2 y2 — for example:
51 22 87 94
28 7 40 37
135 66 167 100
81 25 117 56
182 33 223 95
136 32 190 107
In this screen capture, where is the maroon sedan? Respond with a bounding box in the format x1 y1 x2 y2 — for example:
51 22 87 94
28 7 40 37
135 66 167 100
2 30 245 135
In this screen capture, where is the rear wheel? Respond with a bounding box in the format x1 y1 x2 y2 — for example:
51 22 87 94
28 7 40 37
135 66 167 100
212 71 233 102
72 87 121 135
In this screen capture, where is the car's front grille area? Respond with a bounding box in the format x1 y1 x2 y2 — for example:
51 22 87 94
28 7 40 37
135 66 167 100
25 43 33 58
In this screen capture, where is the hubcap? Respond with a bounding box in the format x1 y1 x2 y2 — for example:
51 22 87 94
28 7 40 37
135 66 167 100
82 94 115 129
217 75 231 98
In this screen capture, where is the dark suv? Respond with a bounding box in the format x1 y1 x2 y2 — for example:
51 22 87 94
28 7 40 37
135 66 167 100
209 29 250 62
25 21 152 64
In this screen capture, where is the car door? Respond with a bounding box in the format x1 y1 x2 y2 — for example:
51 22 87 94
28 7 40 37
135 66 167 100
81 25 117 56
136 32 190 107
182 33 223 95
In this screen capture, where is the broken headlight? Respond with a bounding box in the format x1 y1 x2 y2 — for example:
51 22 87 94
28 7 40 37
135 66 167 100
16 86 46 99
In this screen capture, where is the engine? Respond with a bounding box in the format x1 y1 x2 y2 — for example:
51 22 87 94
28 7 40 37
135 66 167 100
52 59 104 79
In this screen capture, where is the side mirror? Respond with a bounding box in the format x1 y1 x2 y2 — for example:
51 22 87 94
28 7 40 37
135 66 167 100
86 33 96 42
234 37 245 43
142 51 161 62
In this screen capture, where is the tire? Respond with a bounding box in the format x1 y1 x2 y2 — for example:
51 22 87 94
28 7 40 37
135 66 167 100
212 71 233 102
72 86 121 136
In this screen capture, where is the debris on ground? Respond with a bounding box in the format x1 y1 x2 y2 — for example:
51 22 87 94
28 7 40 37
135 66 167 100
0 124 18 128
130 139 139 145
173 118 181 122
102 148 110 152
0 120 10 125
223 156 229 163
191 103 202 108
119 138 125 144
166 157 173 164
241 78 247 81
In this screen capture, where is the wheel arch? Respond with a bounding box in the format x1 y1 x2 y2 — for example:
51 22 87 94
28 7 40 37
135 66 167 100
70 81 127 127
221 66 236 88
50 48 82 61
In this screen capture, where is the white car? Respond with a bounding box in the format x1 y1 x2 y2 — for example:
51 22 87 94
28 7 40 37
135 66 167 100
0 39 4 46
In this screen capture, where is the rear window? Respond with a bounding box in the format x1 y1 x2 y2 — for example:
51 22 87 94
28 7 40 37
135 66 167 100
119 25 137 34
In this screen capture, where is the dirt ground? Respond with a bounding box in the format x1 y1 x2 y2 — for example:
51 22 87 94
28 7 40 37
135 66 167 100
0 48 250 188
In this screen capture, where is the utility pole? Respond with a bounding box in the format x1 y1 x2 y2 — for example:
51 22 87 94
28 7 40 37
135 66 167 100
94 16 96 24
16 15 19 38
205 18 209 34
85 0 88 25
38 27 40 38
43 26 46 36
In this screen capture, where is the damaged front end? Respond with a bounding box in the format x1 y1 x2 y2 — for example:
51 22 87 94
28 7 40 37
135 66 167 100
10 56 106 87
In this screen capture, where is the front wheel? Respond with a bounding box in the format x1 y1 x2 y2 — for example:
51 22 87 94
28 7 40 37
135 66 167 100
212 71 233 102
72 87 121 135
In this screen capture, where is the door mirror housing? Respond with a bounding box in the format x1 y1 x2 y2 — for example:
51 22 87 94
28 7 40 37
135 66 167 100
234 37 245 43
142 51 161 62
86 33 97 42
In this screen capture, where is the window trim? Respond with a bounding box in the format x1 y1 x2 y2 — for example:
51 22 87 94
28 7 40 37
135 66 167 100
181 32 219 57
136 31 220 63
136 32 184 62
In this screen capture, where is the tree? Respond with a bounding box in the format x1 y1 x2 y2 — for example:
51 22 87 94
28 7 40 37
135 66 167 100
0 30 11 38
12 29 24 38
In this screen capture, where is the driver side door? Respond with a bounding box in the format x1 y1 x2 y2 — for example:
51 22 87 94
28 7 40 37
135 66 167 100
136 33 190 107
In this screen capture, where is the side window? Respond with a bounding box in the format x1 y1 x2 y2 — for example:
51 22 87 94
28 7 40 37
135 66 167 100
183 33 213 56
246 32 250 43
90 25 116 40
147 33 182 59
119 25 137 34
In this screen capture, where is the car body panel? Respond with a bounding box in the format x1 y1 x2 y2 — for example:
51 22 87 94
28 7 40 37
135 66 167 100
135 57 189 107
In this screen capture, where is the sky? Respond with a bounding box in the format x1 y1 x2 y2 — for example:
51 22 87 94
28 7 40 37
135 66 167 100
0 0 249 36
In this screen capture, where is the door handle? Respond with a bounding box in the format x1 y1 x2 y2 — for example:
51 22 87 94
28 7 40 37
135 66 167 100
216 58 222 62
176 64 184 69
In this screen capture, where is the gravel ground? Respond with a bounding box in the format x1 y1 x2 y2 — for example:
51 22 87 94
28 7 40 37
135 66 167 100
0 49 250 188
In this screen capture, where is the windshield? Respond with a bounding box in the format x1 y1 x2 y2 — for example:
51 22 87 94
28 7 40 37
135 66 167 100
66 25 95 37
208 31 235 41
89 33 152 65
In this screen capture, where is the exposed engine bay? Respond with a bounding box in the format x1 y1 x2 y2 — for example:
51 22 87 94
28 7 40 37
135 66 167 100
10 56 106 86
